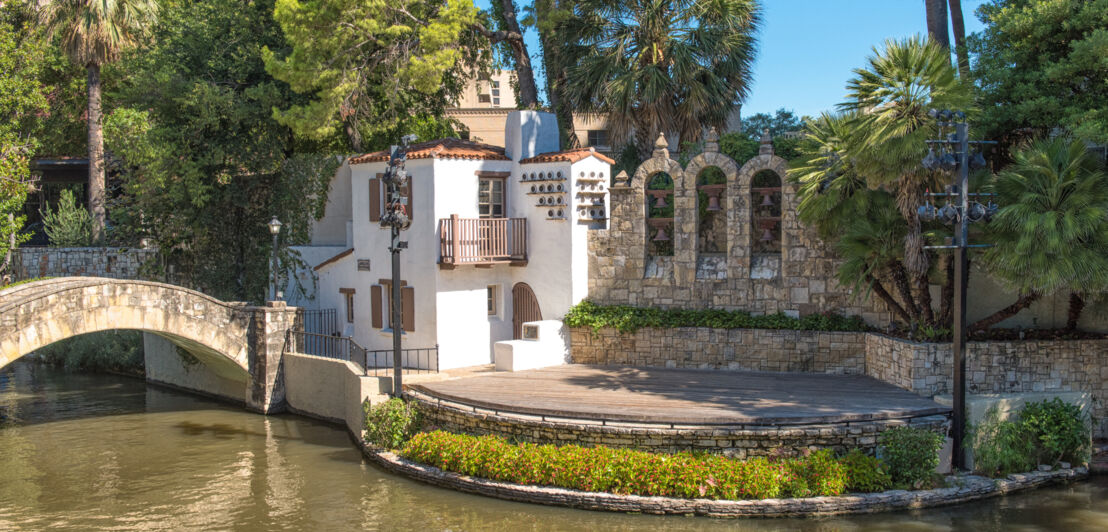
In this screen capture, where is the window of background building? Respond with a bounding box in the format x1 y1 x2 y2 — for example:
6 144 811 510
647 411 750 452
588 129 609 148
478 94 491 104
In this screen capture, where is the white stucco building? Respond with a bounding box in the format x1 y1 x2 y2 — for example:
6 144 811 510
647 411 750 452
291 111 612 370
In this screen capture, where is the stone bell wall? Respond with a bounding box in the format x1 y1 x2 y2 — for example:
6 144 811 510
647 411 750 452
587 132 890 325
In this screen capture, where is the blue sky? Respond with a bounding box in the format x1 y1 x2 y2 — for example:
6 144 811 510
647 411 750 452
475 0 990 118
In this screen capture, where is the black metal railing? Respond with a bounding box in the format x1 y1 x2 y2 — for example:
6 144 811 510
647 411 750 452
297 308 338 335
285 330 438 376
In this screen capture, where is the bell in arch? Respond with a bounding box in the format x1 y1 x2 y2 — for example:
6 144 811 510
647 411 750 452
653 226 670 242
707 194 721 212
760 193 774 207
653 192 668 208
760 228 774 242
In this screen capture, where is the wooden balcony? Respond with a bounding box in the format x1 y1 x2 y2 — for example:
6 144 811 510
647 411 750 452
439 215 528 268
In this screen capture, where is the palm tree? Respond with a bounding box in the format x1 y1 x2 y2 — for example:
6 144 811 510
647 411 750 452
563 0 760 160
973 137 1108 331
839 36 971 325
39 0 159 242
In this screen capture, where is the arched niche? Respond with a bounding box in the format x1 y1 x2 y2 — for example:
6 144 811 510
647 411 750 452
645 172 675 258
751 169 783 255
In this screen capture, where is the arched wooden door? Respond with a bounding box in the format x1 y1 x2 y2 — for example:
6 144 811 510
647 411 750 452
511 282 542 339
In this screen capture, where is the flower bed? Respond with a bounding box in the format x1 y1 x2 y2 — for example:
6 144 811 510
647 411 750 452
400 430 896 500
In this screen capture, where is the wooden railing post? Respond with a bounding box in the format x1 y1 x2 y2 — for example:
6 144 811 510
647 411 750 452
450 214 461 264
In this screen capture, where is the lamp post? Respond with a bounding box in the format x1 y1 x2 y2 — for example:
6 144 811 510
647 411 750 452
268 216 282 302
917 109 997 470
380 134 417 396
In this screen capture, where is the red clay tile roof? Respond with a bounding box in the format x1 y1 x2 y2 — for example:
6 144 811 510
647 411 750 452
519 147 616 165
349 138 509 164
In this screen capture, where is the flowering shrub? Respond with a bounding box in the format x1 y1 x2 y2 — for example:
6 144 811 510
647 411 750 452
402 431 885 500
363 398 421 449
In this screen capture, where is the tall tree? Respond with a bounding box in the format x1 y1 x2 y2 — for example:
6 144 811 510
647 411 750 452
840 37 970 324
478 0 540 108
534 0 582 148
107 0 334 302
0 5 49 279
564 0 760 160
38 0 158 242
925 0 949 49
970 0 1108 146
947 0 970 78
264 0 484 152
973 137 1108 331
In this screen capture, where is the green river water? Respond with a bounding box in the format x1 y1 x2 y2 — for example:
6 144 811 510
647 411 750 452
1 361 1106 531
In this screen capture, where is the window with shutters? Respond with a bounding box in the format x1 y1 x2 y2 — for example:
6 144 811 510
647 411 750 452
340 288 355 323
373 279 414 333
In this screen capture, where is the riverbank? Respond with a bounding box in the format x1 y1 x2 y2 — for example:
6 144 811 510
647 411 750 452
355 437 1088 518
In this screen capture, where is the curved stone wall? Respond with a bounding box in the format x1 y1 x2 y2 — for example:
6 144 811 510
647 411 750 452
409 390 949 458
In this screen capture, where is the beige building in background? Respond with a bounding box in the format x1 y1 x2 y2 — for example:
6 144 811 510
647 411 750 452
446 69 741 154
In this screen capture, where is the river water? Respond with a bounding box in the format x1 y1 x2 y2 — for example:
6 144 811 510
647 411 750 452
2 361 1107 531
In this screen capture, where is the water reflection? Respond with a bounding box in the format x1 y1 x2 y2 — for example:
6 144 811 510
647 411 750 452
1 361 1106 531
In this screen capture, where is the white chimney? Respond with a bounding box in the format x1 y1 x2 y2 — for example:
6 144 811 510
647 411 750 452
504 110 560 161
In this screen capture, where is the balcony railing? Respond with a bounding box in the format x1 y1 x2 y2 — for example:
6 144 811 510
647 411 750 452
439 215 527 267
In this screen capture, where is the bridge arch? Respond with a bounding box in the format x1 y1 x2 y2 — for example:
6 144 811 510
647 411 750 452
0 278 251 372
1 278 295 413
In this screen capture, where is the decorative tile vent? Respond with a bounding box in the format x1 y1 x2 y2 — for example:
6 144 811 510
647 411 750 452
575 170 608 222
523 171 567 218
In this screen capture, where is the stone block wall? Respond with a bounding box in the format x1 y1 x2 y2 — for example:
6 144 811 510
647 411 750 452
865 334 1108 437
586 133 890 325
12 247 157 281
411 390 948 458
570 327 866 374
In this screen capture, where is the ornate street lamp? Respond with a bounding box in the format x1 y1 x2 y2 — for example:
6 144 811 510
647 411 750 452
917 109 997 471
268 216 282 301
380 134 417 396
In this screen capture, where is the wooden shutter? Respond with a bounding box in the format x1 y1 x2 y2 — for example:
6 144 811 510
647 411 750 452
401 286 415 332
404 180 413 224
370 284 383 329
369 177 381 222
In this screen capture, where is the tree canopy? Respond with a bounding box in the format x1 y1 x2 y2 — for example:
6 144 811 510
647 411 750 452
970 0 1108 145
263 0 484 152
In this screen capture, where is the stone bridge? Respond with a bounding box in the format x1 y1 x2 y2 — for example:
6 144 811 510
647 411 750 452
0 277 297 413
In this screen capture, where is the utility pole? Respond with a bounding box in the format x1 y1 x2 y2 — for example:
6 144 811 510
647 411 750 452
380 134 416 396
919 110 996 470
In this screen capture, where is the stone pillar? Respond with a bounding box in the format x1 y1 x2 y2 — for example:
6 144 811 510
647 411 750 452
245 301 298 414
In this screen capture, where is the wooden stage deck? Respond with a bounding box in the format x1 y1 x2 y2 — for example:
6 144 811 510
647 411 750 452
410 365 950 426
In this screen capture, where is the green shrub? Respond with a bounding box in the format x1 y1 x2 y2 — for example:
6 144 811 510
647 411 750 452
41 189 93 247
401 431 877 501
840 449 892 493
363 398 421 449
1020 398 1091 466
563 300 868 334
970 406 1036 477
33 330 145 375
878 426 944 489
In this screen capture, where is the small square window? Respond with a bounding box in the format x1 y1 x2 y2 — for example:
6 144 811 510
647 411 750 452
492 81 500 89
478 94 491 103
487 285 497 315
588 129 609 148
492 98 500 106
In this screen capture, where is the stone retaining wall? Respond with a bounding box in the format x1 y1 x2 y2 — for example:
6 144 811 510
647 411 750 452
410 390 949 458
865 334 1108 437
359 439 1087 518
569 327 866 373
12 246 157 281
